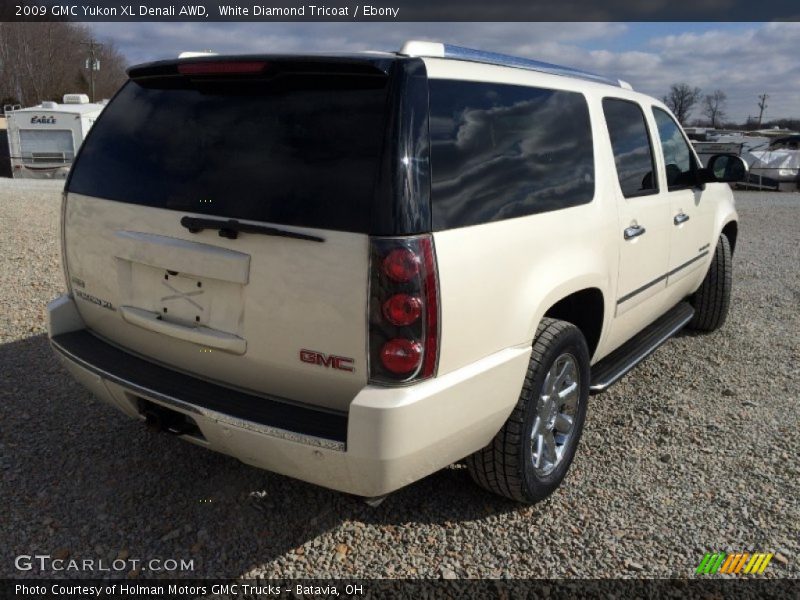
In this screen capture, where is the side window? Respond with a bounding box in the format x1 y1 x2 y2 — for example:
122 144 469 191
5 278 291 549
602 98 658 198
652 107 698 189
429 80 595 230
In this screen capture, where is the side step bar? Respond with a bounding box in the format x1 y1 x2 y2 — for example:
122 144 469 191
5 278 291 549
590 302 694 393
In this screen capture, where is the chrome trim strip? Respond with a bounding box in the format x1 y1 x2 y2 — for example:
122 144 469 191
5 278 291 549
60 190 71 295
589 307 694 393
617 251 709 305
666 250 709 279
50 337 346 452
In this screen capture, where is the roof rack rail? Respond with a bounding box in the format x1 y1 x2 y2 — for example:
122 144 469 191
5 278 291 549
399 40 630 89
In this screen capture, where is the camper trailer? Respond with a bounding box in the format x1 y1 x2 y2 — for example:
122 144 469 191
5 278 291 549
5 94 105 179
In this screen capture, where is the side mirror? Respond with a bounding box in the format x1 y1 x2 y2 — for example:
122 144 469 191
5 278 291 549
701 154 749 183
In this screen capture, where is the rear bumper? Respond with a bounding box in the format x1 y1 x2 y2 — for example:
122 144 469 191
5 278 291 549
48 294 530 497
11 160 70 179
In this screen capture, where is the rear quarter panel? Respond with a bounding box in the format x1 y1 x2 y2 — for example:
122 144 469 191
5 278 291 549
425 59 622 373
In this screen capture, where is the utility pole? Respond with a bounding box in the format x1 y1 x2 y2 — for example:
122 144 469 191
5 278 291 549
82 40 102 102
757 93 768 127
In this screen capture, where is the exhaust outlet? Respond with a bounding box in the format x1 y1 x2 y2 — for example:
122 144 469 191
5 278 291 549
144 409 164 432
139 399 204 439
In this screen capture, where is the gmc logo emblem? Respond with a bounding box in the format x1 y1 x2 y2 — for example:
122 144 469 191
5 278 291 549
299 349 355 373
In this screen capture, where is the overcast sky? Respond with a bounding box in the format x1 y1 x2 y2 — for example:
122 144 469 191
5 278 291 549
90 22 800 123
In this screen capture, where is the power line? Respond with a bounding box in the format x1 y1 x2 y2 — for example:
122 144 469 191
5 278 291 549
81 39 102 102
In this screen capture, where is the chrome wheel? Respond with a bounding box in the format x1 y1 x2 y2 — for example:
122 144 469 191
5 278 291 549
531 352 580 476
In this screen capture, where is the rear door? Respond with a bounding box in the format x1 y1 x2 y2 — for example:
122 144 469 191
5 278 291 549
63 59 395 412
602 97 671 317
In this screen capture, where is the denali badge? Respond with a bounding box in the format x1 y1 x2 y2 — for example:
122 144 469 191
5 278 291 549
299 349 355 373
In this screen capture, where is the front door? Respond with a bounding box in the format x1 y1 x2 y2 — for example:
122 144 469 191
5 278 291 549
650 107 716 292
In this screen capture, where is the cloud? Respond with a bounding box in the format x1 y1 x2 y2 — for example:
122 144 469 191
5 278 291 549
90 21 800 121
612 23 800 121
92 22 627 62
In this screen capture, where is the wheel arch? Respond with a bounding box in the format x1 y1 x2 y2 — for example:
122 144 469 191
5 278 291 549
721 219 738 254
541 286 606 360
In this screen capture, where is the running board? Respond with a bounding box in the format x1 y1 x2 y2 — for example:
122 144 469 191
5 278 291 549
590 302 694 394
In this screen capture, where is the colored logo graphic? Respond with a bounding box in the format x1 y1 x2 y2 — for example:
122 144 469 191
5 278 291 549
696 552 773 575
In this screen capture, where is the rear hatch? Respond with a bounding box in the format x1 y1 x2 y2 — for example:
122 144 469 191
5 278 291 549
63 55 429 412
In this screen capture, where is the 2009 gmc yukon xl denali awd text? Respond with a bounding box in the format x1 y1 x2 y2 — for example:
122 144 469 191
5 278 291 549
47 41 745 503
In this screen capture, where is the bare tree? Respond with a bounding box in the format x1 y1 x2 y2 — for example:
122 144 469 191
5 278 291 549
0 22 127 107
703 90 728 128
757 93 768 126
663 83 702 125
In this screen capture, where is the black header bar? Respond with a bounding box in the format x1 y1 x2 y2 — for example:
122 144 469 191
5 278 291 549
2 0 799 22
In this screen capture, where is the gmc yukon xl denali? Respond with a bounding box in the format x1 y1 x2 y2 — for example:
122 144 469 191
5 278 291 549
47 42 745 503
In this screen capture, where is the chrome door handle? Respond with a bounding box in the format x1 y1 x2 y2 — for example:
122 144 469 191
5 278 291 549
674 212 690 225
624 224 646 240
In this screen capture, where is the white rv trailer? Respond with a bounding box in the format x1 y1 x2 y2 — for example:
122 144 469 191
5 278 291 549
6 94 105 179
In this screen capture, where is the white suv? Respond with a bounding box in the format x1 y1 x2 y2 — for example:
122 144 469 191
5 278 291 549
47 41 745 503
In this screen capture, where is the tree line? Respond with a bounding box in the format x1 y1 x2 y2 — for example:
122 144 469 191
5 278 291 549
662 83 799 131
0 22 127 109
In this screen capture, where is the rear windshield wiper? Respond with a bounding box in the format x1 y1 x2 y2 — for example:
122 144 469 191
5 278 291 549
180 216 324 243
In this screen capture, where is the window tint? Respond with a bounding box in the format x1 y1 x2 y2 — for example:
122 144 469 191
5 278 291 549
68 75 389 233
429 80 594 230
602 98 657 198
653 108 697 189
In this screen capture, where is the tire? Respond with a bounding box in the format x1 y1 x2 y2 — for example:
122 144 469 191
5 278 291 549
466 318 590 503
687 234 732 332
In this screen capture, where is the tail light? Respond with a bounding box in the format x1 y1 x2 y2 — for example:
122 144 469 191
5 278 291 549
382 294 422 326
382 248 420 282
380 339 423 374
369 236 439 384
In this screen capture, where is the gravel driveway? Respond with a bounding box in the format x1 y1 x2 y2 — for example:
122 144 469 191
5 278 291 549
1 179 798 580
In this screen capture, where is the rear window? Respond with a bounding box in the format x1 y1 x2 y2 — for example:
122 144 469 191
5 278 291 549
20 129 74 163
67 73 389 233
429 80 595 230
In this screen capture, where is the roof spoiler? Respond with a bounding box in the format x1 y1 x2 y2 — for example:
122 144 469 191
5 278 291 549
128 55 394 80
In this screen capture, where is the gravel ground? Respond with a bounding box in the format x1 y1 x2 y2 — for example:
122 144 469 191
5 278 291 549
0 178 798 580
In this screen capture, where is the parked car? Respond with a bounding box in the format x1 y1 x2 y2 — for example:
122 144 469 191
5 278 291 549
47 41 745 503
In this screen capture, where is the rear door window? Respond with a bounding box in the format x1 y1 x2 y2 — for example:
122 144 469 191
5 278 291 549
429 80 595 229
67 74 390 233
603 98 658 198
20 129 74 163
